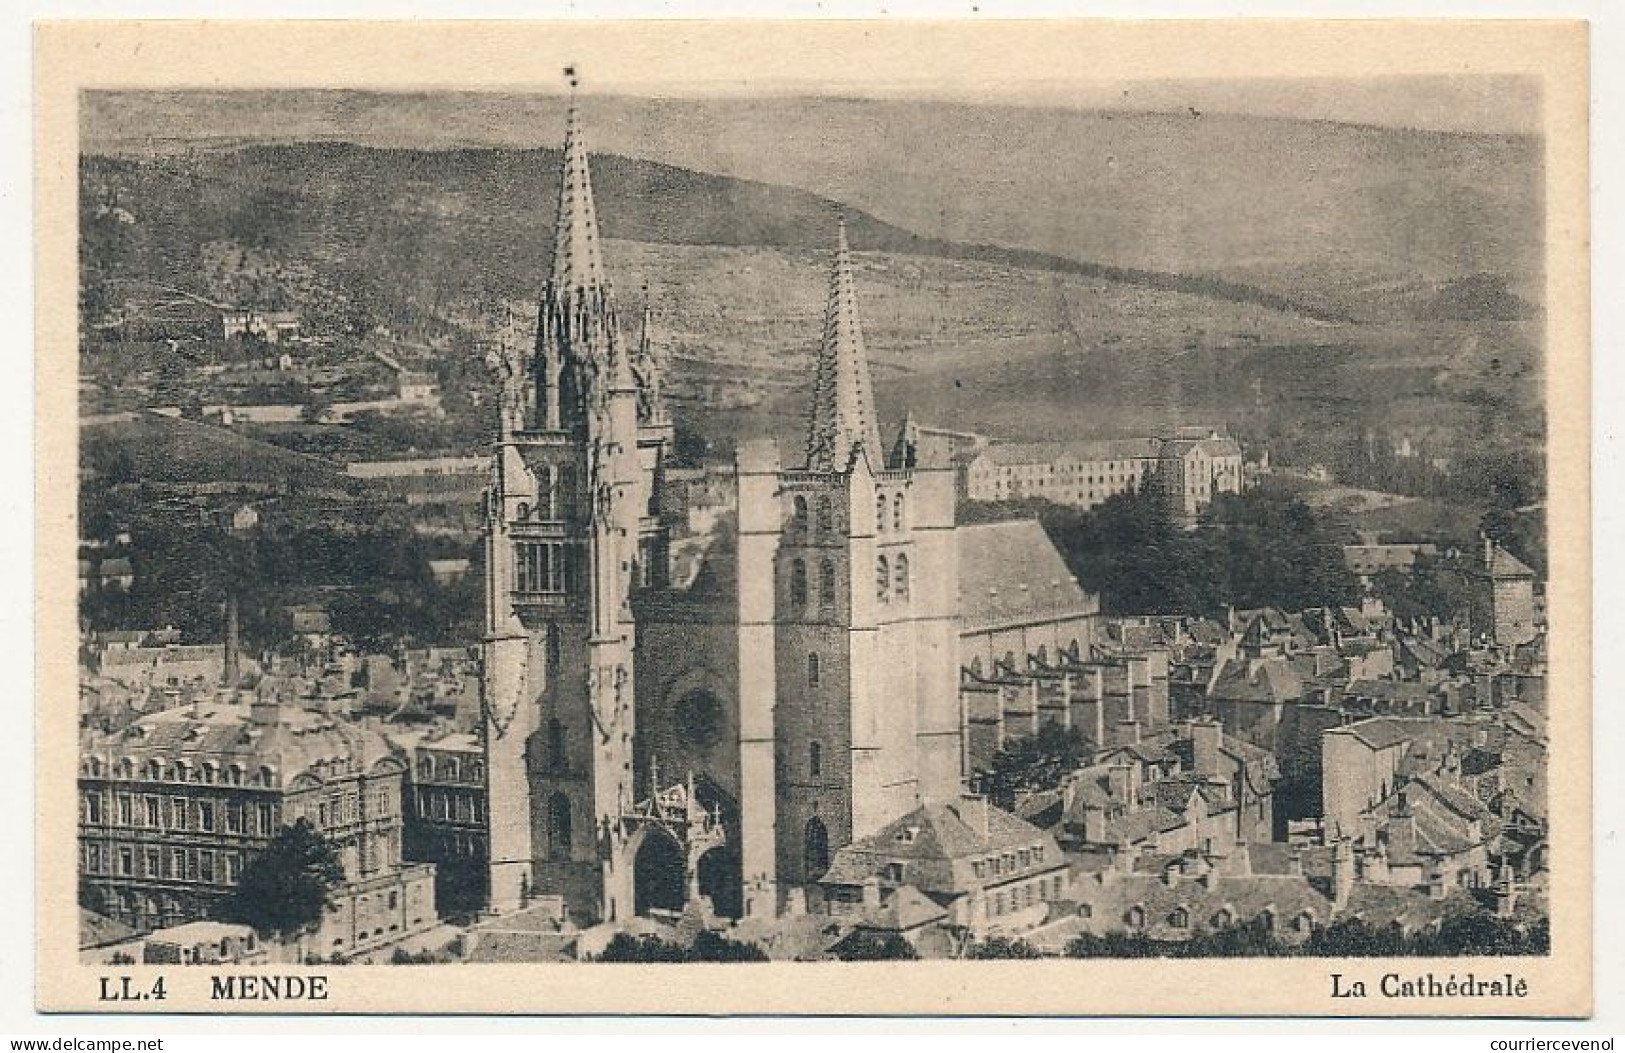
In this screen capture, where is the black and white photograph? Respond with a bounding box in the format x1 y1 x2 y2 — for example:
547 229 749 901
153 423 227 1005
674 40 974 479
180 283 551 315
34 18 1592 1017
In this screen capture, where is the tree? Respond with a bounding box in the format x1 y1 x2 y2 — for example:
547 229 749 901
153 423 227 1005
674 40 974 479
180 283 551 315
977 722 1091 811
833 929 918 961
965 935 1042 959
1368 553 1475 626
594 929 769 962
688 930 770 963
221 819 345 940
596 933 688 963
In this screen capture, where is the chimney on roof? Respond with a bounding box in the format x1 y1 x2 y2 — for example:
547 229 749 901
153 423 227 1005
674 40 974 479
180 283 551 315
861 875 882 910
1190 718 1222 779
1106 761 1141 807
1330 837 1355 908
222 593 241 689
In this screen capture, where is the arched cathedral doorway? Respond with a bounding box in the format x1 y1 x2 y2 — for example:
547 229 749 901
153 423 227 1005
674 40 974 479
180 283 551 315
695 844 742 919
632 829 686 916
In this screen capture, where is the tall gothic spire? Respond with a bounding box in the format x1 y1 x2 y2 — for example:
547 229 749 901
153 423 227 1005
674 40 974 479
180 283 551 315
804 218 883 472
534 70 619 431
551 82 609 295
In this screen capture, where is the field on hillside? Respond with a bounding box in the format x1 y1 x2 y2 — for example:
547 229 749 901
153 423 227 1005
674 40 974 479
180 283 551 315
81 414 357 490
79 138 1543 516
83 91 1544 319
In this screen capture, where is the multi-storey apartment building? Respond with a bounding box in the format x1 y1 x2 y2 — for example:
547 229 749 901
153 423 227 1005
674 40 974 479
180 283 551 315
78 694 437 957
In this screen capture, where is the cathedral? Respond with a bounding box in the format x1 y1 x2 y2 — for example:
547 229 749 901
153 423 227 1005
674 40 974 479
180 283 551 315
482 92 1091 925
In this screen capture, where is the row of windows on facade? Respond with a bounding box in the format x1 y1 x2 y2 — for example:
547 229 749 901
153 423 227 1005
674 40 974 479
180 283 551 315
308 789 394 829
786 554 910 607
968 844 1047 881
1112 904 1315 934
985 873 1066 918
96 890 195 925
790 492 908 534
82 792 277 835
413 786 485 824
414 829 487 859
82 757 278 787
415 755 485 784
983 465 1148 484
84 842 242 886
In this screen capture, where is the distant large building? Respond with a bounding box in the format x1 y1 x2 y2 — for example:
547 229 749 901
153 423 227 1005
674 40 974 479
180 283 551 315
78 696 437 957
962 438 1161 509
959 427 1243 523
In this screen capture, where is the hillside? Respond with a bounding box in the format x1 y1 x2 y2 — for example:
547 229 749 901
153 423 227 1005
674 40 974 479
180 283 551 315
81 412 359 492
80 137 1542 477
80 143 1340 321
83 90 1544 318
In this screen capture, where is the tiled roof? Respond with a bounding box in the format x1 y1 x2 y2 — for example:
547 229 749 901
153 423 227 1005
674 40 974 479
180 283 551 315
956 520 1095 628
977 438 1162 467
85 700 400 789
1486 547 1535 579
1075 870 1330 940
1209 657 1304 704
1332 717 1418 752
857 884 950 932
821 799 1057 894
1341 884 1473 933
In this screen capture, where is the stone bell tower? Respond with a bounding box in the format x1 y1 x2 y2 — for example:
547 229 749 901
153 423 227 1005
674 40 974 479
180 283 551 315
483 74 666 922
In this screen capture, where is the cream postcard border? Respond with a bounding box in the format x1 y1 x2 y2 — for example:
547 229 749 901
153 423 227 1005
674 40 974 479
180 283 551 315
33 18 1592 1017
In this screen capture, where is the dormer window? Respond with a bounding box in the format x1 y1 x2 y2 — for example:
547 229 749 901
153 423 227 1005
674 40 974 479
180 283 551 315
895 827 917 845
